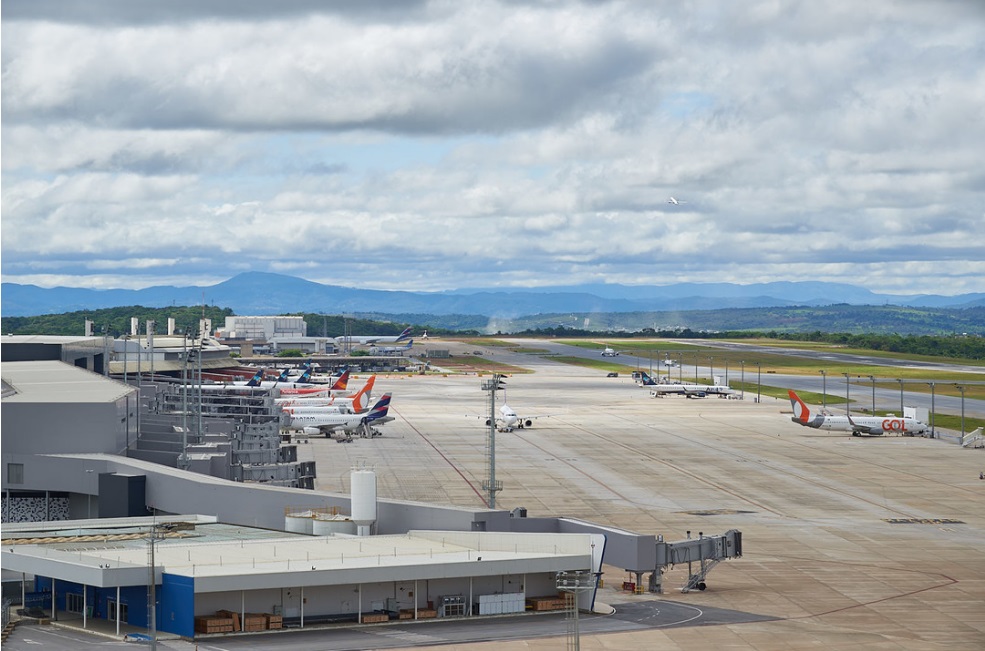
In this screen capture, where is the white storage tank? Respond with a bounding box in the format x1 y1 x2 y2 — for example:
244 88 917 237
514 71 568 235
312 514 357 536
284 510 315 534
350 467 377 536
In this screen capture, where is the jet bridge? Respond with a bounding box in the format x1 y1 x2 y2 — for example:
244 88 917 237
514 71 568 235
631 529 743 594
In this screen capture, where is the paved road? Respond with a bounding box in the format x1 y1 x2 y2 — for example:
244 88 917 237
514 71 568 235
3 599 776 650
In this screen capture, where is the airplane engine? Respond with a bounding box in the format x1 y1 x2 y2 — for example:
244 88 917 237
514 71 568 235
485 418 492 426
523 419 533 427
303 426 322 436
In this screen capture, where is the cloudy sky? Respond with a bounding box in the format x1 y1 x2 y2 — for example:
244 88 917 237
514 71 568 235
3 0 984 297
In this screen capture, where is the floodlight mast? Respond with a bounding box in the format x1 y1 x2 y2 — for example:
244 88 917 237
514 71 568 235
480 375 506 508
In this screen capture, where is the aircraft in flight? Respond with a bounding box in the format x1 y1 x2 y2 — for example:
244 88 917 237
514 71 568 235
335 326 413 346
287 393 393 439
787 390 928 437
667 197 687 205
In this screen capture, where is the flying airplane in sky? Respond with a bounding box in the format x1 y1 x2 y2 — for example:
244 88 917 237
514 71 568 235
287 393 393 438
667 197 687 205
787 390 928 436
335 327 413 346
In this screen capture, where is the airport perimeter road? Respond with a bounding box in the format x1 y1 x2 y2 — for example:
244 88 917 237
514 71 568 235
305 344 985 650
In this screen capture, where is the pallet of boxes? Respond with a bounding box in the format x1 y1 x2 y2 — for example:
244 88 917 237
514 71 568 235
526 595 569 612
195 609 281 634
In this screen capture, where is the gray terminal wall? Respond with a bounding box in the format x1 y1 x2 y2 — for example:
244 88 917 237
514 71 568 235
1 399 134 456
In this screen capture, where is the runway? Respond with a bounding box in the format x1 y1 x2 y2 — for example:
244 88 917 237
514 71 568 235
293 338 985 650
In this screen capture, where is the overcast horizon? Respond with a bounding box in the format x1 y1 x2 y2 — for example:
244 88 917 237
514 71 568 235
3 1 984 297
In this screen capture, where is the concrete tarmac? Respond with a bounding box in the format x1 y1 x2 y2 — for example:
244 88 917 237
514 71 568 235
302 339 984 651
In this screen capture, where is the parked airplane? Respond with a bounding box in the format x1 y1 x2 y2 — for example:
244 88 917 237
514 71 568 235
335 327 413 346
277 369 350 395
639 372 733 398
288 393 394 438
276 376 376 413
370 340 413 356
787 390 928 437
245 367 314 389
667 197 687 205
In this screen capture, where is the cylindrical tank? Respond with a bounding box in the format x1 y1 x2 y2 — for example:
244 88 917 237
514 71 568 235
350 468 377 536
312 515 357 536
285 511 314 534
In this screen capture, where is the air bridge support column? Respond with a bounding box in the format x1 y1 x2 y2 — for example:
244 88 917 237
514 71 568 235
649 569 663 594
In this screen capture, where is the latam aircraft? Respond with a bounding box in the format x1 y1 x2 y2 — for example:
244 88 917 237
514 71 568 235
288 394 394 438
787 390 928 437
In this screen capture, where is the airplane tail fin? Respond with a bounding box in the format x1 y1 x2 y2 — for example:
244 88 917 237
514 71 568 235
296 368 312 384
331 369 351 391
788 390 811 423
397 327 412 341
350 376 376 412
639 372 652 385
366 393 391 421
245 370 265 387
275 369 290 384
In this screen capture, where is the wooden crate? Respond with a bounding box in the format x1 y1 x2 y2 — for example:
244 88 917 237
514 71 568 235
264 614 283 629
417 608 437 619
362 612 389 623
398 609 415 619
526 596 568 611
243 614 267 632
215 610 241 632
194 616 234 633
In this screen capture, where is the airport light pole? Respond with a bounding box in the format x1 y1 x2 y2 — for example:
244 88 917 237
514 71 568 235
896 379 904 415
819 370 827 410
708 356 714 385
724 357 729 386
756 362 761 403
740 361 745 400
677 354 683 383
868 376 876 414
956 385 965 436
480 375 506 509
928 382 936 437
842 372 851 415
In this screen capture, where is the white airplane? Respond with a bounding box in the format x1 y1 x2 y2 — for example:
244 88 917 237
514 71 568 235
287 393 393 438
276 376 376 412
667 197 686 205
788 390 928 437
482 404 552 432
638 372 734 398
600 345 619 357
421 330 429 340
662 356 678 368
335 326 413 346
370 340 413 356
277 369 351 396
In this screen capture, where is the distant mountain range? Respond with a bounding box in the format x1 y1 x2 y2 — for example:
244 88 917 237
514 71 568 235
3 272 984 319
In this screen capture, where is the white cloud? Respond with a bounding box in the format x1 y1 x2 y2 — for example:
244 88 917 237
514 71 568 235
2 0 983 297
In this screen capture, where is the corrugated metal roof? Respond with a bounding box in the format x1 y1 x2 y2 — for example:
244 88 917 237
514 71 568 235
0 360 134 403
